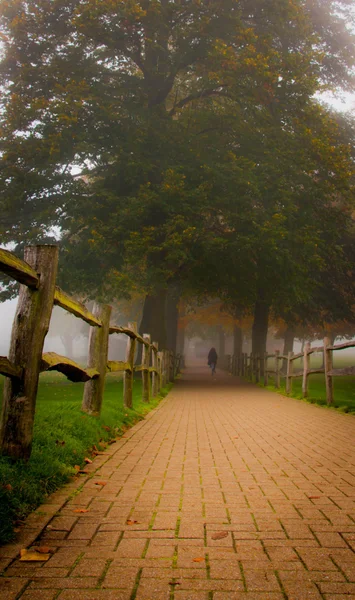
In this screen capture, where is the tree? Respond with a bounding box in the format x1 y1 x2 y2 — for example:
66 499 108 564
0 0 354 349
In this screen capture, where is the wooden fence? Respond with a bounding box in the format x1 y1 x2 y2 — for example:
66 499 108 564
228 337 355 405
0 245 181 460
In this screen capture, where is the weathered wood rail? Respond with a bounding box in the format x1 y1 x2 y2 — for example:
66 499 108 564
0 245 182 460
228 337 355 405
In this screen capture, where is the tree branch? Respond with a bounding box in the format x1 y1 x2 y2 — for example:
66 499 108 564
169 86 229 116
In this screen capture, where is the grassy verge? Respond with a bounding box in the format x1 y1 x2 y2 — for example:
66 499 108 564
260 373 355 413
253 351 355 413
0 372 170 545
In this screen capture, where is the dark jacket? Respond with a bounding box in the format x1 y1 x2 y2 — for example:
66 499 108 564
208 348 218 364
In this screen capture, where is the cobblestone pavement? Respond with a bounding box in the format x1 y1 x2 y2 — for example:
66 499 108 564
1 367 355 600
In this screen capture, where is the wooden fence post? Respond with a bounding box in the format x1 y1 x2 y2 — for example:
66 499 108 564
324 337 334 405
286 351 294 394
142 334 151 403
0 245 59 459
256 354 261 383
275 350 280 388
123 322 137 409
302 341 311 398
152 342 159 397
161 350 167 387
82 303 112 415
264 353 269 386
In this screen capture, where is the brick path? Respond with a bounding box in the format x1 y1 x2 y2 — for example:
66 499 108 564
1 367 355 600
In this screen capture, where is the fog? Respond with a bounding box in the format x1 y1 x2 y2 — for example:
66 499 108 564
1 298 355 367
0 298 127 362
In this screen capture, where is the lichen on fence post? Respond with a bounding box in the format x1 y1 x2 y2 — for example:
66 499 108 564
264 353 269 386
286 351 294 394
256 354 261 383
82 303 111 415
0 245 59 460
302 342 311 398
324 337 334 405
142 334 151 403
123 322 137 409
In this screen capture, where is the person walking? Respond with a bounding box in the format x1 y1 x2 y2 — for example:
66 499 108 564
207 347 218 375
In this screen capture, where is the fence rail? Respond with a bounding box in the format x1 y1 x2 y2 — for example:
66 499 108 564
228 337 355 405
0 245 182 460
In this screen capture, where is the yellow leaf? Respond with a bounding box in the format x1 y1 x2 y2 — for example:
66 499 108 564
20 549 50 562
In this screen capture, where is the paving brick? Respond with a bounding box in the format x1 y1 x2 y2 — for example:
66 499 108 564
27 576 98 589
0 577 29 600
0 368 354 600
115 538 147 558
20 592 58 600
58 591 129 600
244 569 282 592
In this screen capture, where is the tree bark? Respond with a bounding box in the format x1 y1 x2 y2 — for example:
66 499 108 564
251 298 270 357
137 289 167 364
165 287 179 352
233 324 243 355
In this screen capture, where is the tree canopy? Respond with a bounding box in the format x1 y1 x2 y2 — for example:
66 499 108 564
0 0 354 350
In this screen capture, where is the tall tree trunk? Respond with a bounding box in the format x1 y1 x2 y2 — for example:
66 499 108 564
61 333 74 359
252 298 270 356
137 290 167 365
282 327 294 372
165 287 179 353
233 324 243 355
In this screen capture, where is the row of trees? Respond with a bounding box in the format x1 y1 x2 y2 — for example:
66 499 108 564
0 0 354 353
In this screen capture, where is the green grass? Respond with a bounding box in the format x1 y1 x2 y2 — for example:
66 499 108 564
0 372 170 545
261 352 355 413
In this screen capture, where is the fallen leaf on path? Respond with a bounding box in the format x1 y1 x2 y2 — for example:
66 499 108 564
84 457 92 464
35 546 53 554
78 470 89 475
211 531 228 540
169 582 181 586
126 519 139 525
74 465 81 471
192 557 205 563
20 549 50 562
73 509 89 513
94 481 107 486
